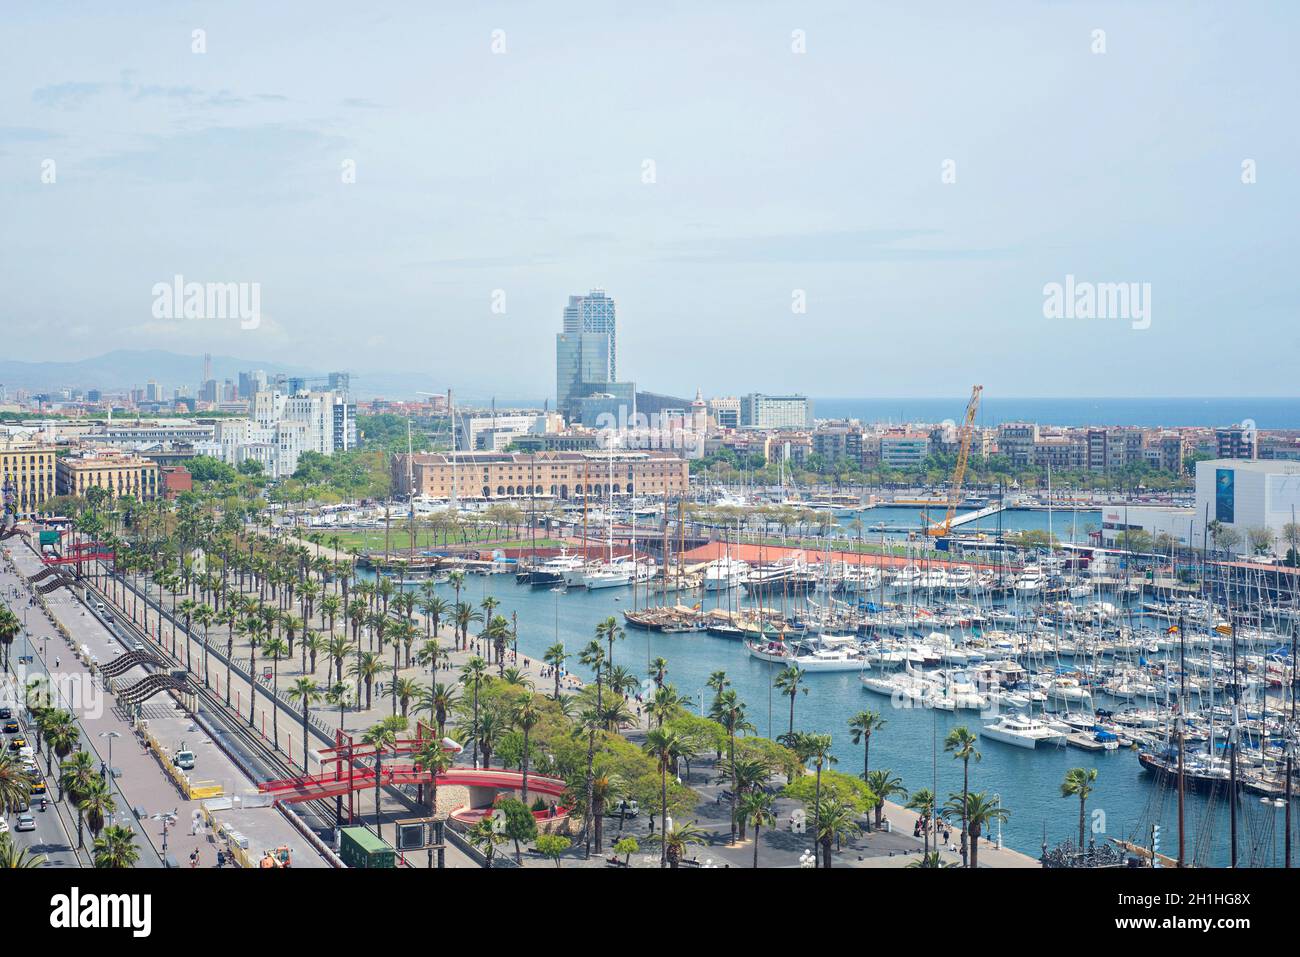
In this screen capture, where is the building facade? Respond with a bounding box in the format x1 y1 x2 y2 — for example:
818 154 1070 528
739 394 812 430
393 450 689 501
56 452 160 501
0 441 57 517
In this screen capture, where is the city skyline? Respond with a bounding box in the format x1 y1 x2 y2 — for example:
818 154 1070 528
3 2 1297 397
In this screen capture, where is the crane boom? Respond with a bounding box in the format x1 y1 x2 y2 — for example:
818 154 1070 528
926 385 982 536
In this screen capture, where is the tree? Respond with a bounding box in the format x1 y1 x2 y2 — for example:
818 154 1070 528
613 836 638 866
361 715 408 842
814 795 860 868
774 665 808 737
0 834 44 868
93 824 141 868
641 727 688 868
511 691 544 804
413 737 455 817
944 725 981 866
467 816 506 866
906 787 937 857
737 788 777 868
1060 767 1098 855
286 678 322 772
650 820 705 869
957 791 1009 869
0 754 32 815
497 797 538 864
535 833 571 868
848 709 885 789
543 642 569 700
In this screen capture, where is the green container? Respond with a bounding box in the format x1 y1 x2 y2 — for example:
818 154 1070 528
339 826 395 869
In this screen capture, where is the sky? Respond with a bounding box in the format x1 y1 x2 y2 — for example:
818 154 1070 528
1 1 1297 400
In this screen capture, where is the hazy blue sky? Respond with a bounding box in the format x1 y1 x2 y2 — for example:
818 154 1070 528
1 1 1296 398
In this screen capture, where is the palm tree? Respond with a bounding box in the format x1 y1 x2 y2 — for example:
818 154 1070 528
459 657 488 766
814 795 859 868
588 769 625 854
326 682 352 728
651 820 706 869
641 727 687 867
906 787 937 857
0 834 44 868
0 754 32 814
737 788 777 867
959 791 1010 869
543 642 568 699
944 725 981 866
797 732 835 862
848 709 885 786
1060 767 1098 855
59 751 97 847
711 689 753 844
93 824 140 868
361 715 408 842
511 691 543 804
349 651 388 710
467 816 505 866
77 777 116 848
0 607 20 673
867 769 907 830
774 665 808 737
286 678 322 772
420 682 459 738
413 737 455 818
392 676 422 718
596 616 624 668
907 851 959 868
648 656 669 689
261 636 289 750
193 603 215 688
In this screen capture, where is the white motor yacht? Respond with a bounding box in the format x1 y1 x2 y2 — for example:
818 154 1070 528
980 713 1068 749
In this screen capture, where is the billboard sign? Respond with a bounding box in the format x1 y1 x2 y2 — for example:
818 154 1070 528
1215 468 1235 524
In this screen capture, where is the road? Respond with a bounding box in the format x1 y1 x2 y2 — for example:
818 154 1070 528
3 541 329 868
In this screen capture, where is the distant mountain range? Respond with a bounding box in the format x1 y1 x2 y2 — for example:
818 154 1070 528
0 350 547 405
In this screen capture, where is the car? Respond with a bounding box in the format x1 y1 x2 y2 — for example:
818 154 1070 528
2 720 18 734
29 779 46 795
95 601 106 613
0 819 8 834
0 707 11 720
8 737 27 752
15 814 35 833
173 748 195 771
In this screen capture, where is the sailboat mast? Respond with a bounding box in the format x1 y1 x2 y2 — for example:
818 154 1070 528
1288 506 1298 868
1177 612 1186 868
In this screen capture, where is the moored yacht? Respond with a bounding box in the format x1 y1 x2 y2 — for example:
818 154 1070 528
980 712 1068 749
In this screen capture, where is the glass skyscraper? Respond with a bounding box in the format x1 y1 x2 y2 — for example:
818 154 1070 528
556 289 618 419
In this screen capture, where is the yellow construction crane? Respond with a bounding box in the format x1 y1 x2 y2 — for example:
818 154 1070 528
925 385 983 537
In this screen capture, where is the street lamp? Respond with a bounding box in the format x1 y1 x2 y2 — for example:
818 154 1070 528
798 848 815 869
98 730 121 784
150 809 178 867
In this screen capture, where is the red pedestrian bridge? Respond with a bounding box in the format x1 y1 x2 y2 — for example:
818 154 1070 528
257 725 569 824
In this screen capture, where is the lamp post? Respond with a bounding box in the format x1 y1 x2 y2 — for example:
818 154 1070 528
98 730 121 785
150 809 178 867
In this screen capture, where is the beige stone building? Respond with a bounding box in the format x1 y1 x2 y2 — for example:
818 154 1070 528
392 450 689 501
56 451 160 501
0 441 58 517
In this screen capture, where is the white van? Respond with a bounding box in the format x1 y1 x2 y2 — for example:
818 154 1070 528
95 601 106 614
